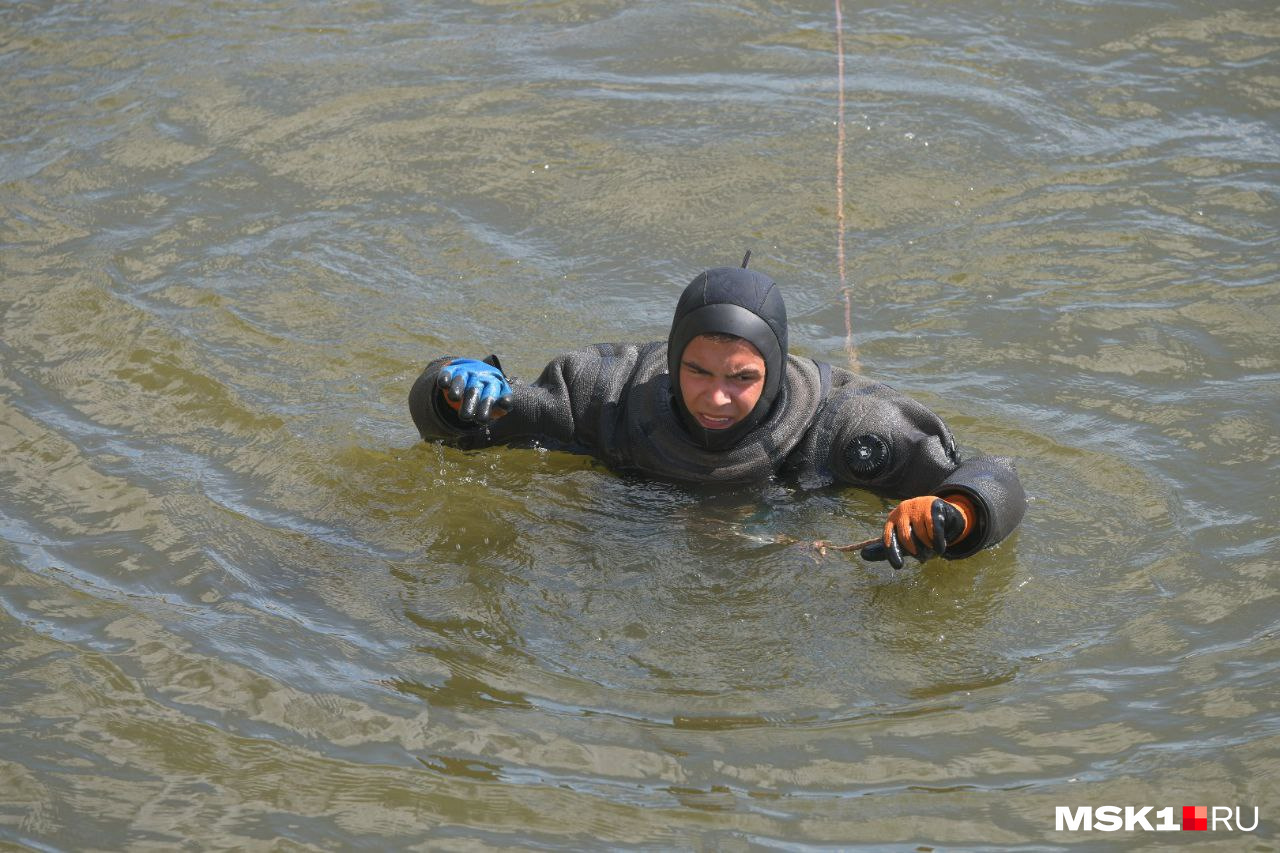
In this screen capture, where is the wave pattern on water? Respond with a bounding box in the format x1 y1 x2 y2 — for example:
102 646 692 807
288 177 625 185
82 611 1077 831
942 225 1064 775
1 0 1278 848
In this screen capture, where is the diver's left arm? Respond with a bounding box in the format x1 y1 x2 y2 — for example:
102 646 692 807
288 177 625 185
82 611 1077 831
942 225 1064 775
861 454 1025 568
821 382 1025 566
925 453 1026 559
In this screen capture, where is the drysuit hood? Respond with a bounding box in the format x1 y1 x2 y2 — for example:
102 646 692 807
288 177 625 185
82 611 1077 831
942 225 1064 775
667 266 788 450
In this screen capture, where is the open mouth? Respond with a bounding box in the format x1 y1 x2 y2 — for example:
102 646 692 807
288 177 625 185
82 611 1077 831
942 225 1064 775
695 413 736 429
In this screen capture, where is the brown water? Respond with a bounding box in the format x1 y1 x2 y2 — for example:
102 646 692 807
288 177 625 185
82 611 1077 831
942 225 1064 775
2 1 1277 849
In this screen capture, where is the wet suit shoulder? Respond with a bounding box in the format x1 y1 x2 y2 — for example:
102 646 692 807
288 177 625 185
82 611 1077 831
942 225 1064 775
789 365 1026 559
408 343 654 456
409 345 824 483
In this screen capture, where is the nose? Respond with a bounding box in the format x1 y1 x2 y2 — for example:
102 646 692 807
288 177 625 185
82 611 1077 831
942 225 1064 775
710 384 732 407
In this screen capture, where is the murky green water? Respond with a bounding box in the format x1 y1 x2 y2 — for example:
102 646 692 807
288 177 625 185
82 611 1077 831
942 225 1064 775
2 1 1277 849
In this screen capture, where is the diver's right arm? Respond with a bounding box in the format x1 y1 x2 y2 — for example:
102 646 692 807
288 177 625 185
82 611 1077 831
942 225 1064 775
408 346 624 450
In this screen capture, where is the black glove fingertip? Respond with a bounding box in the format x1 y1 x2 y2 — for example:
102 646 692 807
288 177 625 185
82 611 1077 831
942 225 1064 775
944 501 966 542
887 530 904 570
475 394 495 422
860 542 887 562
449 374 467 403
459 389 480 421
931 501 949 554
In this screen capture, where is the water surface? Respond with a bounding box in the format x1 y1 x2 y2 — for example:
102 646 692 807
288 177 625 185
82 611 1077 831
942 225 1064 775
2 0 1277 848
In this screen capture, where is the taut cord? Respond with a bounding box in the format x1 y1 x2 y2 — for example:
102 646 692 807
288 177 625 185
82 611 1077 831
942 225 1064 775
834 0 860 373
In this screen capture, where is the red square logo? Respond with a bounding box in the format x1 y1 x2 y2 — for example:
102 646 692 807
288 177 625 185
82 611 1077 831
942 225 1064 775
1183 806 1207 831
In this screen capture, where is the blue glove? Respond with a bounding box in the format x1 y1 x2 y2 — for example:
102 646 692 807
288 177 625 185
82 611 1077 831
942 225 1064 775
436 358 513 423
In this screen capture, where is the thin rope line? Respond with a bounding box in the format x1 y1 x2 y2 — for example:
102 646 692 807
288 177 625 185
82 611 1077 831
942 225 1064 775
834 0 859 372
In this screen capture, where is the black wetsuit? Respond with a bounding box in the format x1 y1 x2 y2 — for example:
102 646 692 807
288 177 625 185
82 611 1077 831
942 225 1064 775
409 266 1025 559
409 344 1025 559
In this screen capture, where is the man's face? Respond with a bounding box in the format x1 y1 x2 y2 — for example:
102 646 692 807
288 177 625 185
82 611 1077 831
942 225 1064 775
678 334 766 430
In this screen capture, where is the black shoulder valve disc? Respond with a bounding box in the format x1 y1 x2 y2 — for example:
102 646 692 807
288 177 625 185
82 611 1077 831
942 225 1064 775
844 433 891 478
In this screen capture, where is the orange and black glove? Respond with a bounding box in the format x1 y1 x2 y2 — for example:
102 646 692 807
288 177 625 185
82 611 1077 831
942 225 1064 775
860 494 975 569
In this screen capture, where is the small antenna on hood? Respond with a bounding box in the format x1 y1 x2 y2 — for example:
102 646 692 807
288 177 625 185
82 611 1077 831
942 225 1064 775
741 250 752 269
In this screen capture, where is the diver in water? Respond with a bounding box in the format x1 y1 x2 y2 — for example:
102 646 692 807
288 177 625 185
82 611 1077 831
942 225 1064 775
409 261 1025 567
